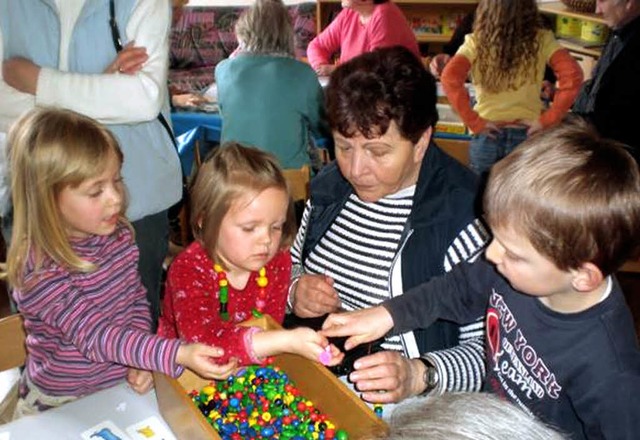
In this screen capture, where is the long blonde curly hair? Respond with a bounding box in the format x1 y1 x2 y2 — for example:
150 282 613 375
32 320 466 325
473 0 543 93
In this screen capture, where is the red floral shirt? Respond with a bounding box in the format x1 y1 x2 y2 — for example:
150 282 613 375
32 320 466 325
158 241 291 365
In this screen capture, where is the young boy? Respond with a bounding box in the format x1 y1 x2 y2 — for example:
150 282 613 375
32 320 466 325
322 122 640 440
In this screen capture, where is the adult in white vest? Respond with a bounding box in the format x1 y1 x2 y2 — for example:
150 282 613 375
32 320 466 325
0 0 182 329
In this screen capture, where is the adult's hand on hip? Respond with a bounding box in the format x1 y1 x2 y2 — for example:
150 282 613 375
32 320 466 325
292 273 341 318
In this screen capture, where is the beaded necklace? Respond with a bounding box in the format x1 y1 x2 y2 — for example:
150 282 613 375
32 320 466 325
214 264 268 321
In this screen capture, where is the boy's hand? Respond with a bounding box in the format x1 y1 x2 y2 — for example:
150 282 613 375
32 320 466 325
176 343 238 380
321 306 394 350
126 368 154 394
287 327 344 367
292 274 341 318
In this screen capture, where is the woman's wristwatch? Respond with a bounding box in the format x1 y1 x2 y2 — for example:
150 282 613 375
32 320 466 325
417 357 439 395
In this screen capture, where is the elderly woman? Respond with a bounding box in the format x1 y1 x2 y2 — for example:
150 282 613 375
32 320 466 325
307 0 420 76
214 0 329 169
289 46 489 403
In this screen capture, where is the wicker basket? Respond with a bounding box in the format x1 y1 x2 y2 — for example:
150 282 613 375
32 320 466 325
560 0 596 13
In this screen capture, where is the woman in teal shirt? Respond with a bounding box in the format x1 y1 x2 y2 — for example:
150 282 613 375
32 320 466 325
215 0 330 169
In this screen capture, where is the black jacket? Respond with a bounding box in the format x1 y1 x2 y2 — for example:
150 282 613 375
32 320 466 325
302 142 484 353
573 15 640 162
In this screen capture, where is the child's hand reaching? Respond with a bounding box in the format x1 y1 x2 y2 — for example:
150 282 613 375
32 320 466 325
176 343 238 380
321 306 394 350
126 368 154 394
252 328 344 366
287 327 344 367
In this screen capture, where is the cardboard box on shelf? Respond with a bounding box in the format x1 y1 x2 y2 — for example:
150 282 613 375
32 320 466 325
436 103 469 136
154 315 389 440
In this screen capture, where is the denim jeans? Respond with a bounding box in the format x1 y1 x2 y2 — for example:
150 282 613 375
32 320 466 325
469 127 528 176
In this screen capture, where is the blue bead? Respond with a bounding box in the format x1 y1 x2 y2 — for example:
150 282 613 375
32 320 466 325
261 426 275 436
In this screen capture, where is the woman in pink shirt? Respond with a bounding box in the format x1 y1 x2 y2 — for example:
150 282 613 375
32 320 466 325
307 0 420 76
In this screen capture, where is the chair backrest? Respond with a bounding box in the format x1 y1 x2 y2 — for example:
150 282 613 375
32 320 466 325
283 165 311 202
0 314 27 371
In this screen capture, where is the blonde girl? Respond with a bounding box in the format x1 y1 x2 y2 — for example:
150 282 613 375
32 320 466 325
3 108 235 418
158 142 342 366
441 0 583 175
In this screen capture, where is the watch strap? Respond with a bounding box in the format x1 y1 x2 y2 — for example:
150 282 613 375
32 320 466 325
417 357 439 395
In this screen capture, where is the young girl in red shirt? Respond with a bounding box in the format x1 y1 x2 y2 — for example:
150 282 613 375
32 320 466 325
158 142 342 367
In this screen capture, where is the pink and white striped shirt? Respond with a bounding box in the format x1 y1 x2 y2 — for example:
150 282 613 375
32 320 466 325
14 224 183 398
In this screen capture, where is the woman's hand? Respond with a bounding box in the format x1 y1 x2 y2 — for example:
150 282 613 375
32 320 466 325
176 343 238 380
321 306 393 350
104 41 148 75
291 274 341 318
2 57 40 94
172 93 210 107
348 351 426 404
314 64 336 77
126 368 154 394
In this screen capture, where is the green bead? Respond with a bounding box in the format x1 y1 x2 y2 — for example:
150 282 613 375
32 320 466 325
336 429 349 440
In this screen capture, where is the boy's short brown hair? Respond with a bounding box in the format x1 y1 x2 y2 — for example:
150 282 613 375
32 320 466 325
189 142 296 259
484 120 640 275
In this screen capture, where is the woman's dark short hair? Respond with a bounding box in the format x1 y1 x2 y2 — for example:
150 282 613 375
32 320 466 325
326 46 437 144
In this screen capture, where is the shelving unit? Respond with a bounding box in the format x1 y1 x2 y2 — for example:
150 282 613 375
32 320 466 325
316 0 479 47
538 1 606 57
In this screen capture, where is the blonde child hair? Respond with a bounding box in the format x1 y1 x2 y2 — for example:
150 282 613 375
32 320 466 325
190 141 297 261
4 108 128 287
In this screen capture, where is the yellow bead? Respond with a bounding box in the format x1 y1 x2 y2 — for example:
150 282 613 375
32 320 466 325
259 267 266 277
256 277 268 288
219 279 228 287
214 264 223 273
262 413 272 422
202 386 215 395
312 433 319 439
219 392 227 400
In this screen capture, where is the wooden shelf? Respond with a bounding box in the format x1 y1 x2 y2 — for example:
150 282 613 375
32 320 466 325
556 38 603 57
538 2 605 25
416 33 453 43
537 2 606 58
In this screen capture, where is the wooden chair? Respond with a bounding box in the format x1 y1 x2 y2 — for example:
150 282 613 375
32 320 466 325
283 165 311 202
0 314 26 372
0 313 26 423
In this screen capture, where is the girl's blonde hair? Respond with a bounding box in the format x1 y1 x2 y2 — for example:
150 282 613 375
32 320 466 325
190 142 296 261
473 0 542 93
3 107 127 288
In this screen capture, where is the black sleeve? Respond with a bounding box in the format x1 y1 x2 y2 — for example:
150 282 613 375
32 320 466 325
384 258 493 334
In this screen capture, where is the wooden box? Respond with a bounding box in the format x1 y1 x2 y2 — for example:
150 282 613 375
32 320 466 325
154 315 388 439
